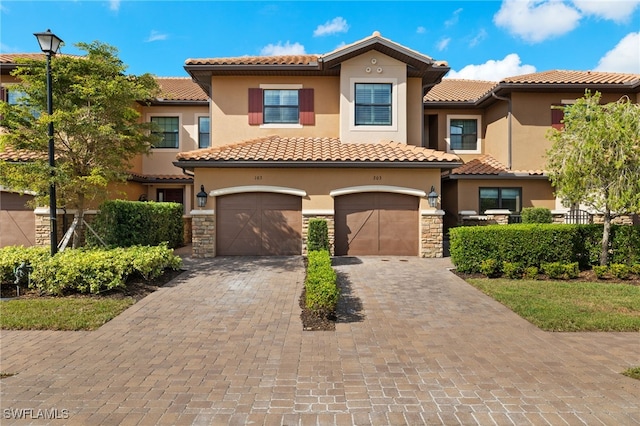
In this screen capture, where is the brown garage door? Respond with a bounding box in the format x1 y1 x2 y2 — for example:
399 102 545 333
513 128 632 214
0 192 36 248
335 192 418 256
217 192 302 256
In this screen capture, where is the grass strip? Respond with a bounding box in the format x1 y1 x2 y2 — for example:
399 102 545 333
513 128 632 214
0 297 135 331
466 278 640 332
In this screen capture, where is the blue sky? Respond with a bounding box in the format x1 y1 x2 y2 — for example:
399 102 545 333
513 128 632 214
1 1 639 81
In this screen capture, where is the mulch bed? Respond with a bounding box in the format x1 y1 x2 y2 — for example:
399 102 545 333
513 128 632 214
299 286 336 331
453 269 640 286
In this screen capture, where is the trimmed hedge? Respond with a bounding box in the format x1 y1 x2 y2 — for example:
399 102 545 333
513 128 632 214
305 250 339 315
521 207 552 224
87 200 184 248
450 224 640 273
307 219 330 252
0 244 182 295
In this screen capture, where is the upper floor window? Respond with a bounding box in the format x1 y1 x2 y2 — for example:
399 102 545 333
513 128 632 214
264 90 298 124
479 187 522 213
354 83 392 126
6 88 28 105
446 115 481 154
248 86 314 126
198 116 210 149
151 116 179 149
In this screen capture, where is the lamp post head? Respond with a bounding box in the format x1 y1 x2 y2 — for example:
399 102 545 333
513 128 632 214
34 29 63 55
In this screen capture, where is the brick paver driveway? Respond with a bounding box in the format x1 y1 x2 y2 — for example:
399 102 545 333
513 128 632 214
1 256 639 425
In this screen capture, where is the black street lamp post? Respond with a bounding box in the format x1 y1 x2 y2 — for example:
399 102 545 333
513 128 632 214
34 29 63 256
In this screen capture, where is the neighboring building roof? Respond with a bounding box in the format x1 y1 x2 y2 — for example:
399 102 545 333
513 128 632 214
185 31 450 93
0 146 45 162
0 53 47 63
424 79 497 103
443 155 546 179
152 77 208 104
175 136 461 169
128 172 193 184
426 70 640 107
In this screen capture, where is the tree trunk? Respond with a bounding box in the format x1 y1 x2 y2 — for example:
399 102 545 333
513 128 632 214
72 193 86 249
600 209 611 266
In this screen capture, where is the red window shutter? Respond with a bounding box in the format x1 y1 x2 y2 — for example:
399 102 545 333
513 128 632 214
299 88 314 125
248 88 263 125
551 106 564 130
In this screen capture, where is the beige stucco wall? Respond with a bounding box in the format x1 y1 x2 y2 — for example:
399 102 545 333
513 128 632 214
483 102 509 166
210 76 340 146
407 78 424 146
339 52 408 144
139 104 208 176
193 167 442 212
430 108 485 162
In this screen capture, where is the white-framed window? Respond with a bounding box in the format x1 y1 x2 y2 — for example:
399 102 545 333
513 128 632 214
198 116 210 149
349 77 398 132
249 84 314 128
148 113 181 149
263 89 299 124
446 115 482 154
479 187 522 213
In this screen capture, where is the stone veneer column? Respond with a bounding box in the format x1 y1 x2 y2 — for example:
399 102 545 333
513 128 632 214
484 209 511 225
421 210 444 258
190 210 216 258
302 213 335 256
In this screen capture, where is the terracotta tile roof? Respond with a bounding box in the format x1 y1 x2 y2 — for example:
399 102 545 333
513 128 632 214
176 136 460 165
502 70 640 85
0 53 47 63
447 155 546 176
0 146 45 162
424 79 497 102
155 77 207 101
185 55 320 66
128 173 193 183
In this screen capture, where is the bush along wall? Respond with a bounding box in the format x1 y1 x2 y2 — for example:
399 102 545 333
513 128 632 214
87 200 184 248
305 250 339 318
521 207 552 224
307 219 330 252
449 223 640 273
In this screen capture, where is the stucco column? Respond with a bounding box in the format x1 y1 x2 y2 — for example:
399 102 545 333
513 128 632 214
421 210 444 258
190 209 215 258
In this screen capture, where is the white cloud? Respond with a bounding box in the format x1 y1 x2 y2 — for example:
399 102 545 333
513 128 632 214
436 37 451 51
572 0 640 23
416 26 427 34
594 32 640 73
446 53 537 81
469 29 488 47
260 41 306 56
445 8 463 27
146 30 168 42
109 0 120 12
494 0 582 43
313 17 349 37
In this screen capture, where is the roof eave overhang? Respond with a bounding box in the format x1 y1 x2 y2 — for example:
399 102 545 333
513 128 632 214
174 160 463 171
443 173 548 180
140 99 208 106
424 100 479 109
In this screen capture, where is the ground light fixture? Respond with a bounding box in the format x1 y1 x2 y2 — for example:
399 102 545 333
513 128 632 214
428 186 439 208
196 185 208 208
34 29 63 256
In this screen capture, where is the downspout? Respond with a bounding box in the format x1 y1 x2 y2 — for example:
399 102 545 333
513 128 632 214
492 92 512 170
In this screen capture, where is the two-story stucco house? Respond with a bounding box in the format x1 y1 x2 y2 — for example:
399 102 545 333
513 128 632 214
175 32 462 258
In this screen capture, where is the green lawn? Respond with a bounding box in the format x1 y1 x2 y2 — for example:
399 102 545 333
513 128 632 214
466 278 640 332
0 297 135 331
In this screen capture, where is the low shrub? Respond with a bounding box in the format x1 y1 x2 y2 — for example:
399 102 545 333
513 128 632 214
0 246 50 284
609 264 630 280
305 250 339 315
542 262 566 279
523 266 539 280
632 264 640 276
480 259 501 278
593 265 608 279
307 219 329 252
5 244 183 295
563 262 580 279
521 207 552 224
502 261 523 279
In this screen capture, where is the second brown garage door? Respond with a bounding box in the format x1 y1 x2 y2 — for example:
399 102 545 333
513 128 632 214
335 192 418 256
216 192 302 256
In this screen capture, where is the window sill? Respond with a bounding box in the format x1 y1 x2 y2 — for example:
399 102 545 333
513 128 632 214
259 123 303 129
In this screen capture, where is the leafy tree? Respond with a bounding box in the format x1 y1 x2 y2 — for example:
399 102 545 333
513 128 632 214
546 91 640 265
0 41 160 248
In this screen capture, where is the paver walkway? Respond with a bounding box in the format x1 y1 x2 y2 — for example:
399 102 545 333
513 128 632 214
1 256 639 425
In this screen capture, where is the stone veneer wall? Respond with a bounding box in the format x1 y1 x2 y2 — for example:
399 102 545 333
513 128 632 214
191 210 215 258
421 211 444 258
301 214 335 256
34 209 97 247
